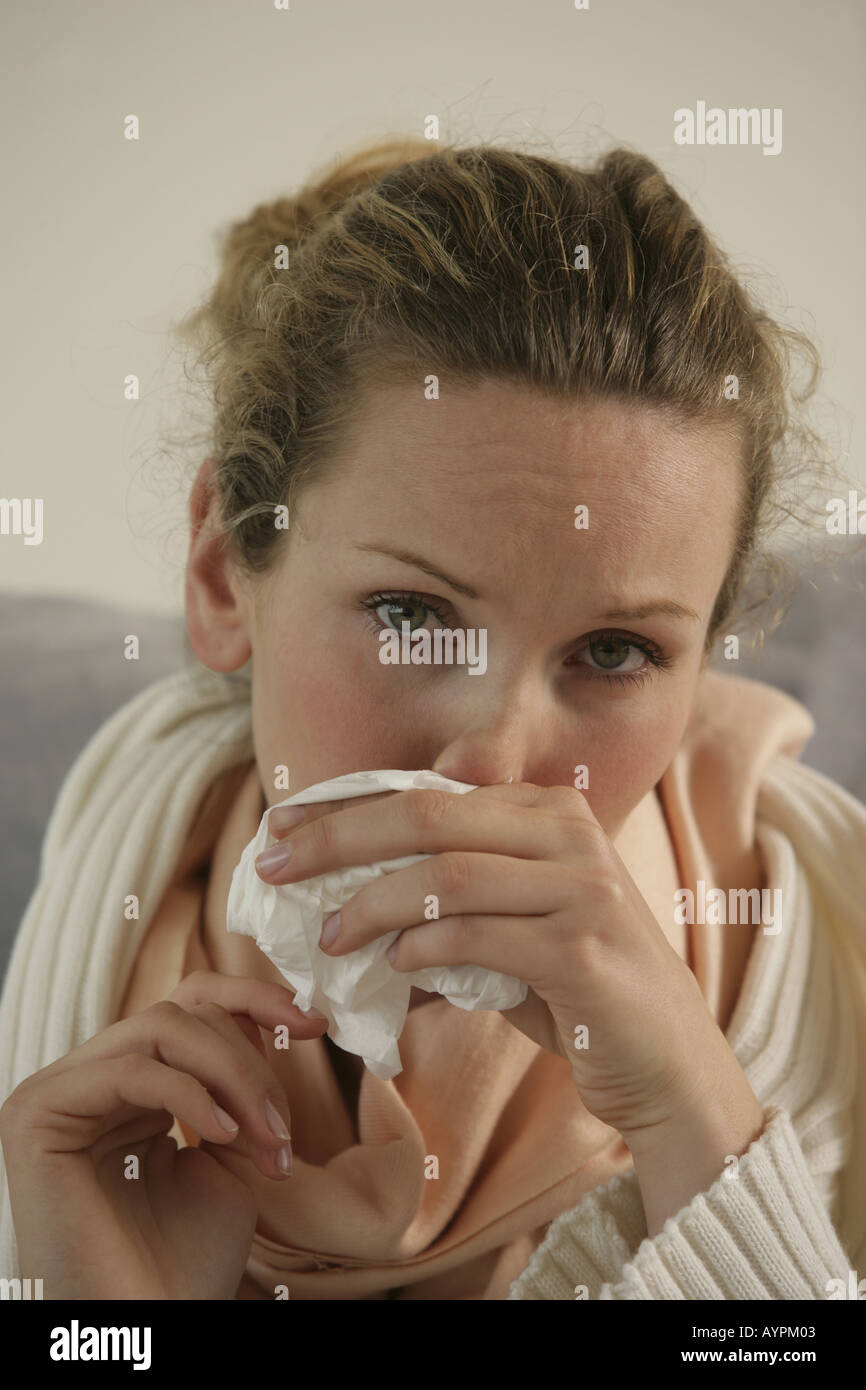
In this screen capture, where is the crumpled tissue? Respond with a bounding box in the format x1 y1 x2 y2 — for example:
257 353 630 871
226 769 528 1079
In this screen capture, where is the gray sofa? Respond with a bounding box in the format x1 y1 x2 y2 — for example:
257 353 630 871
2 555 865 985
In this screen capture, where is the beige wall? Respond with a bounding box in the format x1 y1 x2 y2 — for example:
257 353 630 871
1 0 863 614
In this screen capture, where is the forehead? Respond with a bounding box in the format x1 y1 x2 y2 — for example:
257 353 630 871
306 378 743 604
337 377 737 498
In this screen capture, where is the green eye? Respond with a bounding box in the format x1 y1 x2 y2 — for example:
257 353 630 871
361 589 453 633
587 636 631 670
379 600 429 632
565 629 673 687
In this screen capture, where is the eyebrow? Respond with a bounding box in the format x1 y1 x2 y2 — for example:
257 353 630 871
352 543 702 623
353 543 481 598
600 599 702 624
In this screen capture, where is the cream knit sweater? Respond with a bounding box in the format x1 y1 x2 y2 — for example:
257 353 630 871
1 665 865 1299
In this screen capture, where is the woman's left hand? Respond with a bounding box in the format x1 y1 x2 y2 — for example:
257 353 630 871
254 782 753 1148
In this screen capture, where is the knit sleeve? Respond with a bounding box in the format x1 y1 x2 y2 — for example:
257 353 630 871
508 1106 855 1300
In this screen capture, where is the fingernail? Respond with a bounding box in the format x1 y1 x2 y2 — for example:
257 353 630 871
265 1098 291 1140
256 842 293 873
213 1102 239 1132
269 805 307 834
319 912 341 950
277 1142 293 1175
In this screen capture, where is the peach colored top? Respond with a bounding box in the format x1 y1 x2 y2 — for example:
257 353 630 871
118 671 811 1299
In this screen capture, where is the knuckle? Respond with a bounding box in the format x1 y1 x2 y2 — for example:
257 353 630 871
167 969 209 1005
182 969 212 988
565 816 608 864
435 850 472 898
601 867 628 904
150 999 185 1025
549 784 588 813
405 788 450 832
344 887 369 936
582 846 625 900
1 1059 78 1130
553 815 586 858
310 810 337 855
0 1084 32 1130
115 1052 153 1084
581 809 602 838
445 913 473 949
193 1001 231 1025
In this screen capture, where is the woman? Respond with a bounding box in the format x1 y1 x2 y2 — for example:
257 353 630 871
1 136 865 1300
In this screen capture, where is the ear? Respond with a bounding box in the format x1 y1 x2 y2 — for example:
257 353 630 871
185 457 254 672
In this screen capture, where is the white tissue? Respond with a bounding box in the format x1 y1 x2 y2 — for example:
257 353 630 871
226 769 527 1079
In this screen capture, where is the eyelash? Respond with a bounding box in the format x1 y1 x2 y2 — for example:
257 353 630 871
359 589 676 688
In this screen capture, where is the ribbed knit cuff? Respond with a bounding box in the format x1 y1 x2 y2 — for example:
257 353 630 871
509 1107 854 1300
603 1105 853 1299
507 1167 647 1300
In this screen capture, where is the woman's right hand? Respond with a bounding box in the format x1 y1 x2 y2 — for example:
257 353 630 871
0 972 329 1300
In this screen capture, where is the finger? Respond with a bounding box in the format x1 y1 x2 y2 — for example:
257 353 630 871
154 1001 293 1150
38 974 328 1090
322 854 567 957
168 969 328 1030
267 790 398 840
86 1104 180 1169
181 1002 293 1182
255 781 596 884
383 911 558 996
3 1053 269 1160
88 1103 261 1178
231 1012 268 1059
15 1001 294 1165
33 991 325 1123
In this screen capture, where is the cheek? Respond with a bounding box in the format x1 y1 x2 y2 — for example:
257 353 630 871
576 695 692 830
254 621 417 790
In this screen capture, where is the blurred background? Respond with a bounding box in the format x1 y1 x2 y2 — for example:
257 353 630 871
1 0 864 977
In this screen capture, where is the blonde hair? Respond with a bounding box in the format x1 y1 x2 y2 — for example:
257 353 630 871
175 134 861 654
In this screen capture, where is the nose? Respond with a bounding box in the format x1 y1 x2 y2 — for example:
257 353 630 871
428 661 569 788
430 726 520 788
